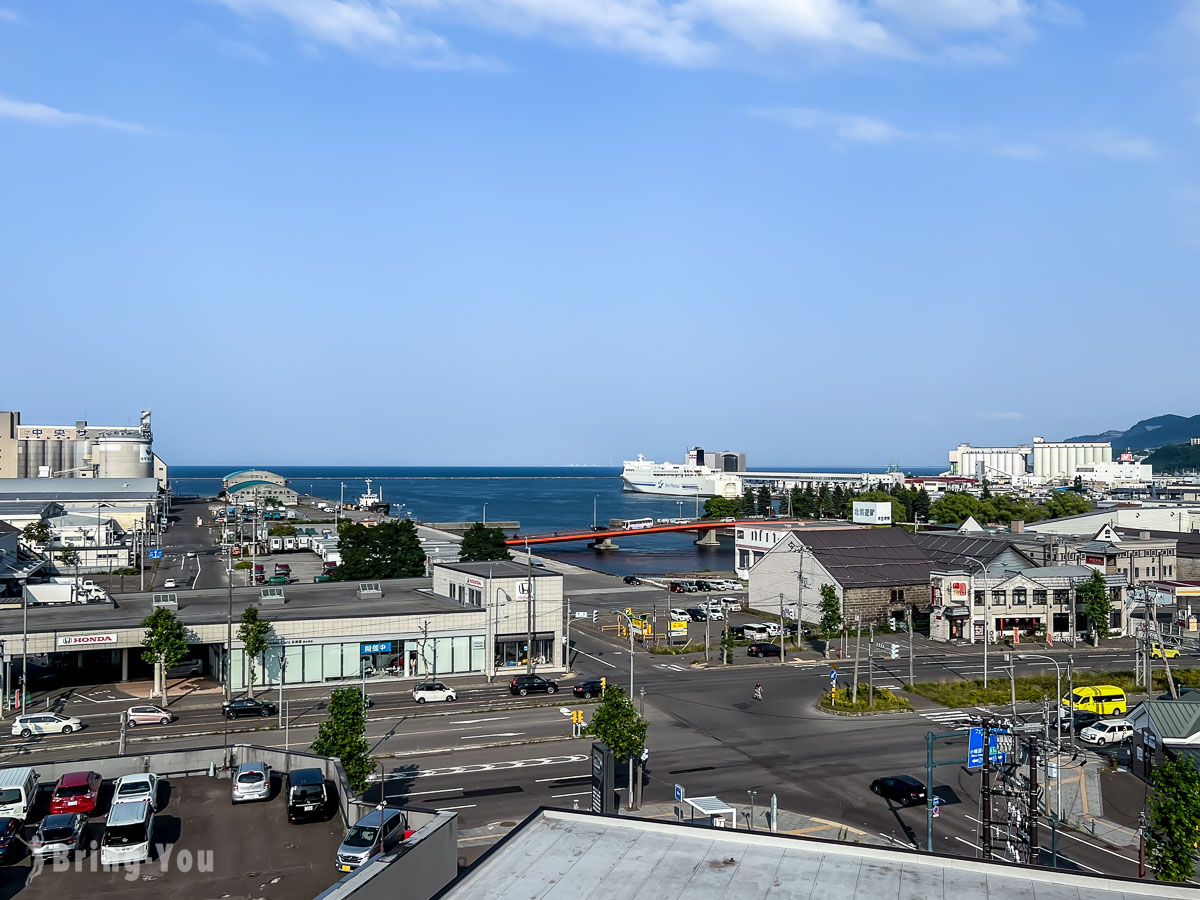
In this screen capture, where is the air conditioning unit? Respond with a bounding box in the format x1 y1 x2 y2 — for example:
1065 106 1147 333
151 593 178 611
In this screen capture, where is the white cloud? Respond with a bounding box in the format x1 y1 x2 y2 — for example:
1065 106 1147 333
974 411 1023 420
206 0 1079 69
0 8 18 22
749 106 916 143
1075 129 1158 161
0 95 146 133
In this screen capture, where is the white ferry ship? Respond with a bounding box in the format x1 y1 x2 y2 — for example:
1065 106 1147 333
620 454 741 498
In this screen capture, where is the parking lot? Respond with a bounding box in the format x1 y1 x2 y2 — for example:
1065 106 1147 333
0 775 345 900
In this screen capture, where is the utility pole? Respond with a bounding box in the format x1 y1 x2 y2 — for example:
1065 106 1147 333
907 605 915 688
778 592 786 659
1067 655 1076 754
225 544 234 703
981 719 993 860
526 538 534 674
851 615 862 704
565 597 571 673
868 624 874 709
1028 737 1039 864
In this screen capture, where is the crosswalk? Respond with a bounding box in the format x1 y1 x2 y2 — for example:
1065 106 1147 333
919 709 977 729
653 663 687 672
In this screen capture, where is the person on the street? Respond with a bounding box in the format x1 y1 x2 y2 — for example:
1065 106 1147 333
753 682 763 701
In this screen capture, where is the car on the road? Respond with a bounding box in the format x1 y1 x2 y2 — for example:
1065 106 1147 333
1054 708 1101 733
572 678 605 699
1151 644 1180 659
126 705 174 727
0 817 22 860
185 551 196 558
412 681 457 703
623 576 642 585
274 563 291 575
668 582 685 593
1080 718 1134 746
223 697 278 719
112 772 160 811
669 608 690 622
695 580 715 592
680 581 700 593
163 578 177 589
685 608 708 621
50 770 102 815
870 775 926 807
720 597 742 609
11 712 83 738
232 761 272 803
704 607 725 621
747 642 782 658
268 575 289 585
510 674 558 696
29 812 88 860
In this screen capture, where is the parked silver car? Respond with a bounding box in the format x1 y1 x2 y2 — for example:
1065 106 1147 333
232 761 272 803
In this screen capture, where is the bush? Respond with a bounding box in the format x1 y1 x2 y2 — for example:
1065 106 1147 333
821 687 911 713
649 643 707 655
904 669 1200 707
234 560 252 570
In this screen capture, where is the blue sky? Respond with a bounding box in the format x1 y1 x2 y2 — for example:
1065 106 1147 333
3 1 1198 467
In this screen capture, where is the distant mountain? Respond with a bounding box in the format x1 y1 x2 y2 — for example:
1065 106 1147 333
1066 414 1200 450
1145 443 1200 474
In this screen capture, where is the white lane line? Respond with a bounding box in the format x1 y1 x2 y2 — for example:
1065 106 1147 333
435 804 477 810
1053 825 1143 865
573 650 617 669
535 775 587 783
550 791 591 798
459 732 524 740
405 788 463 796
455 717 509 725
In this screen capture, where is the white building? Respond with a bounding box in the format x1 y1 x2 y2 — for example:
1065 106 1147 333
1075 460 1153 487
1031 438 1112 480
949 444 1030 481
734 522 864 580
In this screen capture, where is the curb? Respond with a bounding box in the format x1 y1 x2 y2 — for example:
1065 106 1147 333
813 701 915 718
379 733 577 760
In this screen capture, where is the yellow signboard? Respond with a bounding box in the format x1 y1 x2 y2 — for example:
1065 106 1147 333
669 620 688 633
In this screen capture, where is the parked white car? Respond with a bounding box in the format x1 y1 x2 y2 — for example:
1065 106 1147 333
1080 719 1134 747
720 597 742 610
704 608 725 620
669 609 690 622
761 622 782 637
112 773 160 811
11 713 83 738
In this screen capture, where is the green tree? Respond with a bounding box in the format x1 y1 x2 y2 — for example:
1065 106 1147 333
719 626 734 665
1147 755 1200 883
1044 491 1092 519
755 485 772 517
1073 475 1084 493
238 606 273 698
1077 570 1112 645
929 492 981 525
912 488 932 523
268 523 297 536
311 687 374 793
585 685 648 760
980 478 992 500
739 488 757 518
816 485 832 518
703 496 740 519
792 487 813 518
818 584 842 640
21 520 50 546
831 485 846 517
458 522 513 562
332 519 427 580
141 607 190 703
987 493 1045 526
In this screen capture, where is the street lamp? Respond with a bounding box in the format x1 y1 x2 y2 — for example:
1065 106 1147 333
614 610 638 811
963 556 995 689
483 503 487 526
1018 653 1063 820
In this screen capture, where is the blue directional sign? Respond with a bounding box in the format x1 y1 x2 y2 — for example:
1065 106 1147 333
967 728 1009 769
829 669 838 685
148 549 163 559
674 783 685 803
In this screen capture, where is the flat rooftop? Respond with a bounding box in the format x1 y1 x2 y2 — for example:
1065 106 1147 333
437 560 560 579
0 577 476 636
439 809 1197 900
1 774 344 900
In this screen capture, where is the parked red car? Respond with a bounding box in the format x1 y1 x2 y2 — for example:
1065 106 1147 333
49 770 102 815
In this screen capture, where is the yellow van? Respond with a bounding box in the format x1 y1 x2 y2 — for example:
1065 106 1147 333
1061 685 1127 716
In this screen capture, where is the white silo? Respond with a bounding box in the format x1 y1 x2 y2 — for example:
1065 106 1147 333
95 434 154 479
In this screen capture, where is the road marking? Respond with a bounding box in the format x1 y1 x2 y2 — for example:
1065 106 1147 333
550 791 591 798
375 754 591 780
406 788 463 796
435 804 477 810
459 732 524 740
574 650 617 669
1052 825 1142 866
535 775 587 783
455 717 509 725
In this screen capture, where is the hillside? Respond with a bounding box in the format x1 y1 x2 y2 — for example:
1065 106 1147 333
1066 414 1200 450
1144 443 1200 474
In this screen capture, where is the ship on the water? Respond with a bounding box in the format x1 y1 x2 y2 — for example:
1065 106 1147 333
620 452 742 498
356 478 390 515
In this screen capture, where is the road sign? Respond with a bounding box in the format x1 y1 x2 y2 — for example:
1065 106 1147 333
148 549 163 559
932 796 940 818
675 783 685 802
968 727 1010 769
829 669 838 685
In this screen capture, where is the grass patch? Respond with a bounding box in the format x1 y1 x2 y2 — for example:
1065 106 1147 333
907 669 1200 707
648 643 708 655
820 687 912 713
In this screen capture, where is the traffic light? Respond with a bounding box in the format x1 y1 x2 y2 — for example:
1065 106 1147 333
889 643 900 659
592 610 598 624
571 710 584 725
600 677 606 692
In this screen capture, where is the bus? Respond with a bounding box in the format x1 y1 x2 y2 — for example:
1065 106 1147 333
621 518 655 530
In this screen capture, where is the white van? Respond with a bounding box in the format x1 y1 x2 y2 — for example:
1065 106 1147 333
100 799 154 865
0 767 39 819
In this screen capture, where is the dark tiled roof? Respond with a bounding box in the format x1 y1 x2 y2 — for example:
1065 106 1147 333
799 528 933 588
1116 527 1200 559
912 533 1036 569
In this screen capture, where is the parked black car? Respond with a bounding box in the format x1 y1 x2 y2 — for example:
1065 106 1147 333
510 674 558 696
728 624 749 640
623 576 642 585
870 775 926 807
695 580 714 592
223 697 278 719
685 608 708 622
572 678 606 699
1055 709 1101 733
287 768 331 824
747 642 781 658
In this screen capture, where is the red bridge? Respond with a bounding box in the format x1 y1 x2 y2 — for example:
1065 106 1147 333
505 519 805 548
